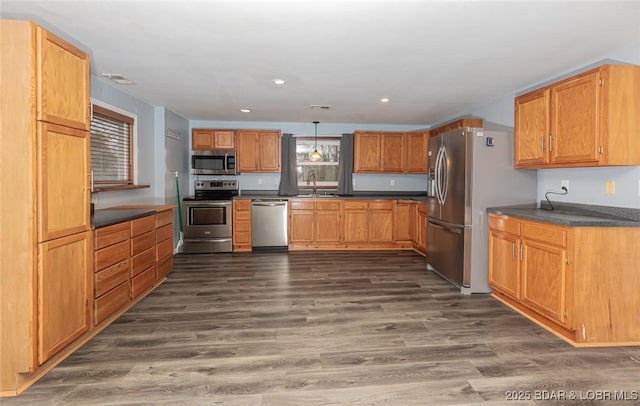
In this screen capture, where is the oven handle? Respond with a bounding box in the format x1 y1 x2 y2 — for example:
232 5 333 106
184 202 231 207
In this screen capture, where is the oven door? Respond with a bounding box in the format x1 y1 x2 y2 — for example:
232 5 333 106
183 200 232 239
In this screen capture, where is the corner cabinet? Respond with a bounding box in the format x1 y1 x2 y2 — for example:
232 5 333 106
1 20 91 395
514 64 640 168
488 213 640 346
236 130 281 173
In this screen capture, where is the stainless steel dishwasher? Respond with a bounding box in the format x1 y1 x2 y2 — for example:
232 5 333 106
251 199 288 251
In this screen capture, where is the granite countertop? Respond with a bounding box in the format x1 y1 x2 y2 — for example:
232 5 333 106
92 209 156 229
487 202 640 227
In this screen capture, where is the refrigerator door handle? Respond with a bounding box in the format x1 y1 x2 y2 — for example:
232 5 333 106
435 146 445 205
434 147 442 204
440 147 449 204
428 219 462 234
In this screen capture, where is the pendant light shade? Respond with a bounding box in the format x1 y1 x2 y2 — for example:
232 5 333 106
310 121 322 162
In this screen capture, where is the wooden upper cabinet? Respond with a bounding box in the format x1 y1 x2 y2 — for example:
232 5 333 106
514 89 550 167
236 130 280 173
381 133 404 172
550 71 599 165
430 118 483 137
38 122 90 242
259 130 281 172
354 132 381 172
404 132 428 173
36 26 90 131
514 64 640 168
191 129 235 150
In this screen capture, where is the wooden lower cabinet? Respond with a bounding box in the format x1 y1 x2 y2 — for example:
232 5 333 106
412 202 427 255
232 199 252 251
368 201 393 242
394 201 412 242
289 200 341 248
488 213 640 346
315 201 341 243
37 231 91 365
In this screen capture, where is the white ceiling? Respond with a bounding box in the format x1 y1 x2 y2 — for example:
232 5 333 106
2 1 640 125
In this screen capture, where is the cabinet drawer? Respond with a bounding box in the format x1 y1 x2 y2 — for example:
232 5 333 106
369 201 393 210
235 210 250 221
131 247 155 277
156 223 173 242
95 222 130 250
344 201 368 210
316 201 340 210
94 259 130 298
234 199 251 210
131 265 155 299
522 221 567 247
156 255 174 280
131 230 155 255
489 215 521 236
95 240 129 271
94 281 130 325
131 215 155 237
290 200 314 210
156 210 173 228
156 238 174 261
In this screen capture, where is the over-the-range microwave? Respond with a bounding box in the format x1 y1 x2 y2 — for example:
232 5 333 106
191 150 236 175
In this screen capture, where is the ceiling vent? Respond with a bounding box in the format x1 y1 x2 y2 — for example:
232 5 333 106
310 105 331 110
101 73 135 85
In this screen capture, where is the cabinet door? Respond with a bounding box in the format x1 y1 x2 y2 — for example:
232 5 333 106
550 71 600 165
191 129 214 150
417 208 427 252
369 203 393 242
213 130 236 149
405 132 428 173
381 133 404 173
521 239 568 326
232 200 251 247
36 27 90 131
38 123 90 242
38 231 91 364
343 207 369 242
394 202 412 242
316 209 341 243
237 131 259 172
488 230 520 299
289 210 315 243
354 132 381 172
514 89 550 167
259 131 281 172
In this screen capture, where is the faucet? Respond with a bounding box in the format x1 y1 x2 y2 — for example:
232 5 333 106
306 172 317 196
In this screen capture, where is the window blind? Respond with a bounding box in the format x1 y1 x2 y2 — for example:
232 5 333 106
90 104 133 184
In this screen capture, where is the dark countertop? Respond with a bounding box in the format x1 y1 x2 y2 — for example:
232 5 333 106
92 209 156 229
487 202 640 227
235 191 428 202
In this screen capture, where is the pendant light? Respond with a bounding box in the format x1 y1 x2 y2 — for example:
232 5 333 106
309 121 322 162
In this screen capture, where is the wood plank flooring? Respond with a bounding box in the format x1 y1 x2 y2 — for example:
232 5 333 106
4 251 640 405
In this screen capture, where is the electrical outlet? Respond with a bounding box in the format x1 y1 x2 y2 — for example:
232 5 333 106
257 178 263 185
561 180 569 190
390 179 396 186
605 179 615 195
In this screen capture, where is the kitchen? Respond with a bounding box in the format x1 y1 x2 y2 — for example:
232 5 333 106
2 1 640 403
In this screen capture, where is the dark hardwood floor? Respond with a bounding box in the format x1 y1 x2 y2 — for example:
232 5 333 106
5 251 640 405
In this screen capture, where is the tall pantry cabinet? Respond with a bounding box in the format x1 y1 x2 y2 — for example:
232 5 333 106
0 20 91 395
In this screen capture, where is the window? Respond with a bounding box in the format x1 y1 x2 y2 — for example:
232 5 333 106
296 137 340 188
90 103 134 187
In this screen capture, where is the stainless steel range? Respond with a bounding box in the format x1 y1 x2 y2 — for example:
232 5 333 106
182 180 238 253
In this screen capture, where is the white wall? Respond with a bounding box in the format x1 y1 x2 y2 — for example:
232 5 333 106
464 41 640 209
190 120 428 194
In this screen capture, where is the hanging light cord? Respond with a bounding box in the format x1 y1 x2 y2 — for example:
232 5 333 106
543 186 568 211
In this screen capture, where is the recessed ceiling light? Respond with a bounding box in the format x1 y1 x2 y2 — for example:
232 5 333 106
101 73 135 85
272 79 285 85
380 98 390 103
240 108 251 113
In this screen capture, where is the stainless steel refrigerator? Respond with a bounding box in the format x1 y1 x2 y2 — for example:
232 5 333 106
426 126 536 294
